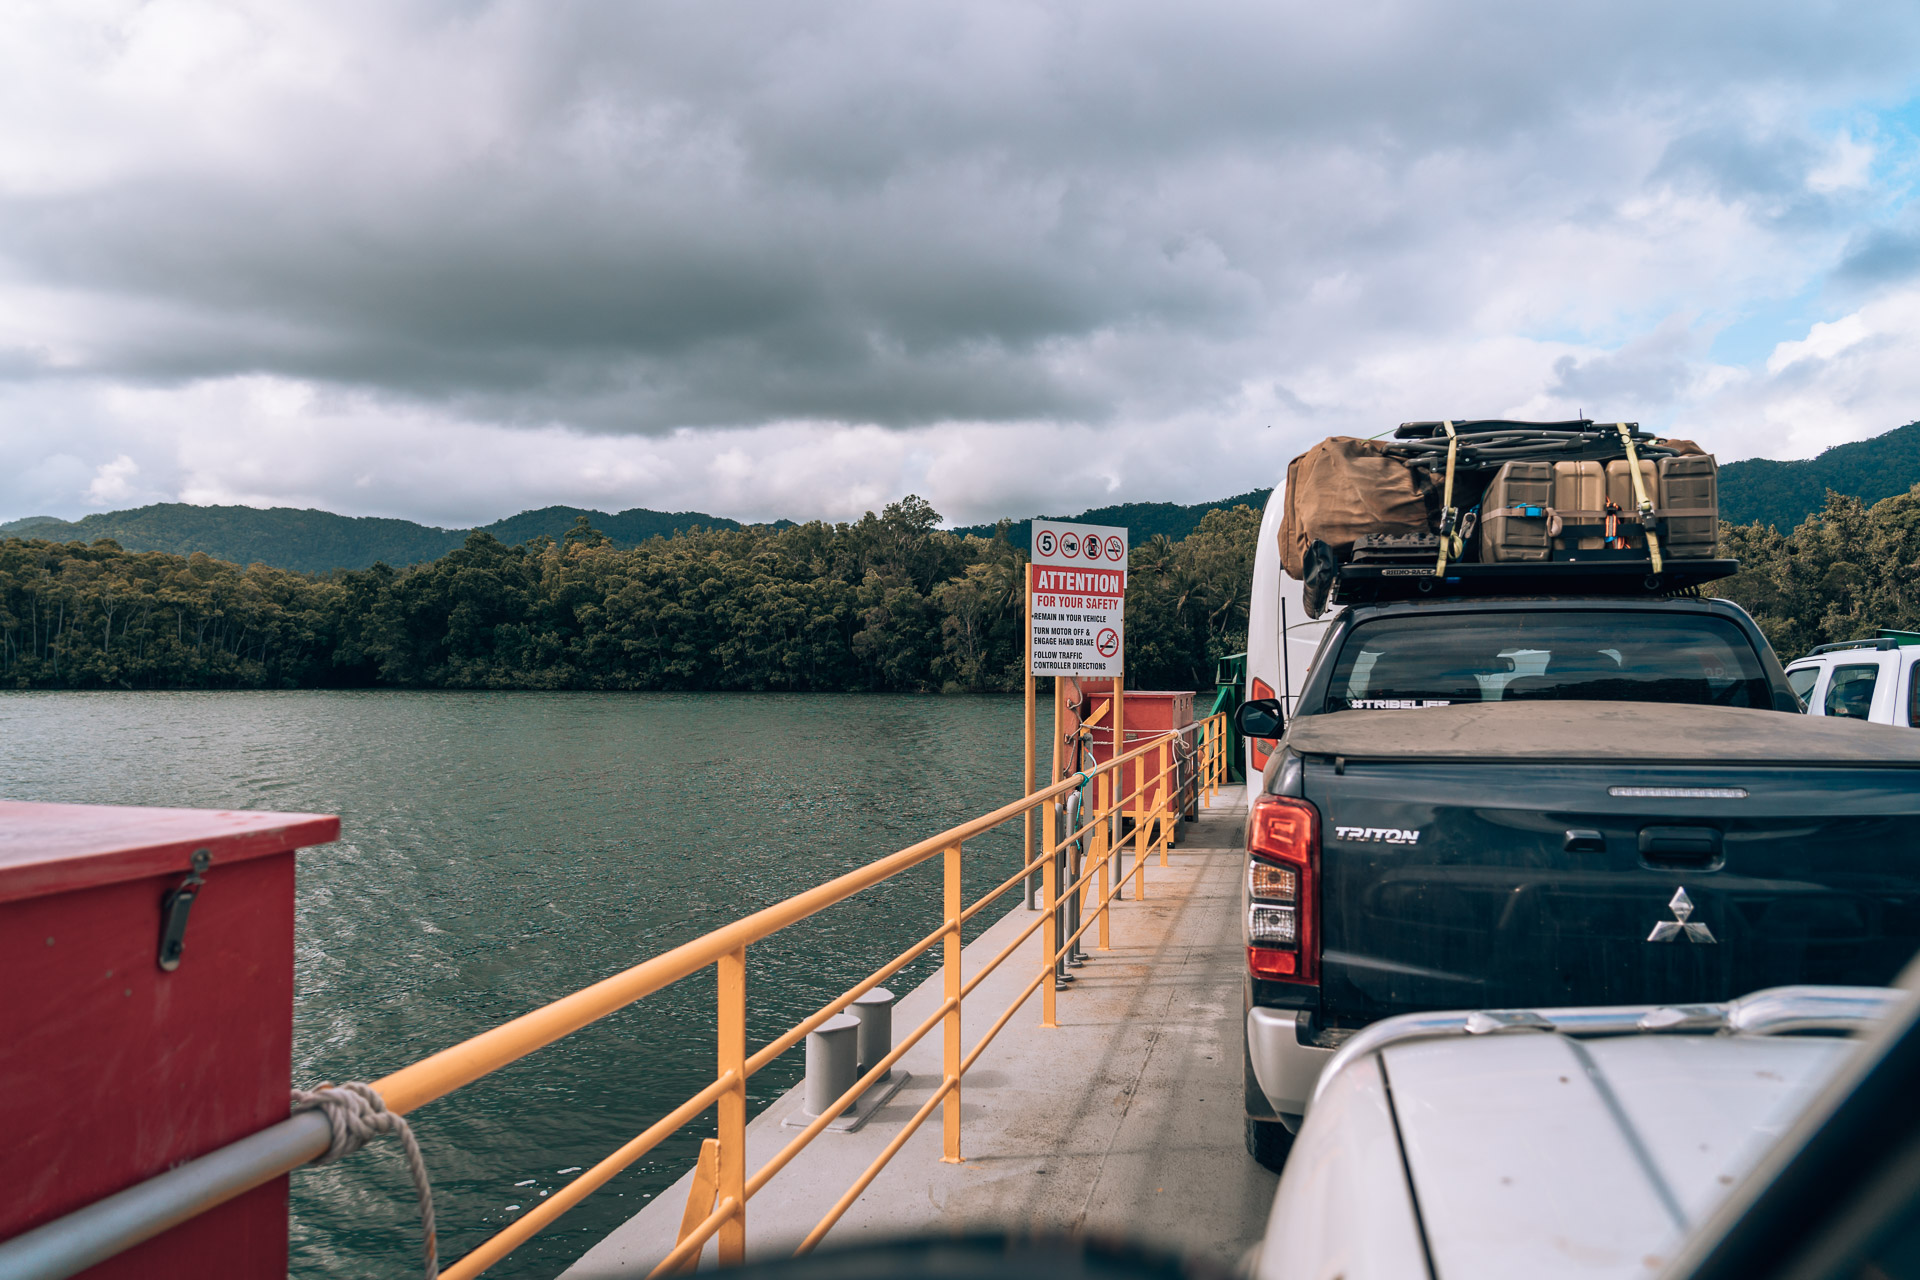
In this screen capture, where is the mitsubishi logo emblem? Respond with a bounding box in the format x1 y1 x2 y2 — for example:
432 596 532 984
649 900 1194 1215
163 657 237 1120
1647 887 1717 944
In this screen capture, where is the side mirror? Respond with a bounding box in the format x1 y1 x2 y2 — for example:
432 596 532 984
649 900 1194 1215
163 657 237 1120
1235 698 1286 740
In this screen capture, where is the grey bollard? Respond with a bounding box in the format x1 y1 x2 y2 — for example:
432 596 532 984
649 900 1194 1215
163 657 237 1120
850 988 896 1080
804 1013 861 1117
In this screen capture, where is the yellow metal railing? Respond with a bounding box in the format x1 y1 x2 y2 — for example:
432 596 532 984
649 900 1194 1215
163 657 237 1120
364 710 1233 1278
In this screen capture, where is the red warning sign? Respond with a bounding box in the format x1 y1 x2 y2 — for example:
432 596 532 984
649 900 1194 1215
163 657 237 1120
1029 519 1126 676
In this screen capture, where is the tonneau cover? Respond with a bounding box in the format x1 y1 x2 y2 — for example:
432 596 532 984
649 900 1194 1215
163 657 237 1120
1284 700 1920 766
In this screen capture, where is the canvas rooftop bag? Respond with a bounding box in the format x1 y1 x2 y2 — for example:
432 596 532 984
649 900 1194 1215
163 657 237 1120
1279 438 1433 579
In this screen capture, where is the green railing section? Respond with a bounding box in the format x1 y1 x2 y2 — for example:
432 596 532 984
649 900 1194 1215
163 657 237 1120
1209 653 1246 784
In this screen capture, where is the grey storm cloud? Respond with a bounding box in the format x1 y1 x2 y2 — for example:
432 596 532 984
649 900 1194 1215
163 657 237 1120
1836 225 1920 285
8 0 1920 438
1550 323 1704 408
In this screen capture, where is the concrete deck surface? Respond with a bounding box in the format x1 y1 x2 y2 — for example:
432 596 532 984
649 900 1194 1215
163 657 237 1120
562 792 1271 1277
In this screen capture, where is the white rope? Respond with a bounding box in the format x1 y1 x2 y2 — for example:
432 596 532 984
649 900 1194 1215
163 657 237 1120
292 1082 439 1279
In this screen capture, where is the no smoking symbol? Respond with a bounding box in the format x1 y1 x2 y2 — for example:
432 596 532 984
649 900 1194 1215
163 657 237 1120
1096 628 1119 657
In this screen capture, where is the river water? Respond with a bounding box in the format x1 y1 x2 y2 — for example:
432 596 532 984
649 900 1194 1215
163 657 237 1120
0 691 1051 1278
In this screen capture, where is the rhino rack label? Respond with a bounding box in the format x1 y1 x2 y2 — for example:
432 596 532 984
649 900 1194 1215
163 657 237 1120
1334 826 1422 845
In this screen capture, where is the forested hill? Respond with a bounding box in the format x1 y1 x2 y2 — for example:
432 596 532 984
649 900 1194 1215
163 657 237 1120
0 491 1271 574
0 499 1263 693
1722 421 1920 531
0 503 746 574
950 490 1274 548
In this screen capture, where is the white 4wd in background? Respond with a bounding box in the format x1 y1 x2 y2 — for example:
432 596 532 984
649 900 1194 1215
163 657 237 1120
1243 486 1331 802
1785 632 1920 727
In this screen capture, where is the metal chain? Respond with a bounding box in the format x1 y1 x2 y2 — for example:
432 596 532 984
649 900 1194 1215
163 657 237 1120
292 1082 439 1279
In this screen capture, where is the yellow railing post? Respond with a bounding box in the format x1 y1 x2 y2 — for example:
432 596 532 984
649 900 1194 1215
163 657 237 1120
1133 756 1148 901
1158 739 1171 866
1205 720 1216 802
717 946 747 1266
1200 722 1210 804
1095 771 1110 951
943 841 963 1162
1041 809 1059 1028
1198 721 1213 802
1215 717 1223 796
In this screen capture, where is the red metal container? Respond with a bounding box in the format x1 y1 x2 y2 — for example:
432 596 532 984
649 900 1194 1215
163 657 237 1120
1069 683 1195 809
0 802 338 1277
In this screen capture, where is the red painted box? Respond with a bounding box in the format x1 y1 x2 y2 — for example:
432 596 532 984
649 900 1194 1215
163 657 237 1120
1069 685 1195 808
0 802 338 1277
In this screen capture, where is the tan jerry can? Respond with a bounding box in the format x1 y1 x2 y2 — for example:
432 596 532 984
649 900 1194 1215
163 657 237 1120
1657 454 1718 558
1478 461 1554 561
1606 458 1658 515
1553 461 1606 552
1605 459 1659 551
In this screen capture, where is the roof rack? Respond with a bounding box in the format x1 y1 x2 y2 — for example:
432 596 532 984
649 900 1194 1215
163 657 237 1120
1808 631 1920 654
1330 558 1739 606
1808 638 1900 655
1392 418 1654 440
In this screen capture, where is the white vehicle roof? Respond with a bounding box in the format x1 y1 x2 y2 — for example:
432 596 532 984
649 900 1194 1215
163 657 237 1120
1784 643 1920 727
1256 988 1899 1280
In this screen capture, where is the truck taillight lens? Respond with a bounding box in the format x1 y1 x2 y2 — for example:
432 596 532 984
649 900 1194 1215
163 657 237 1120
1248 862 1296 900
1249 678 1278 770
1248 904 1297 945
1247 794 1318 984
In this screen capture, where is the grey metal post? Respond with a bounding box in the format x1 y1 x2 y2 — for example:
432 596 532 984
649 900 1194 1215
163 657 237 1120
1054 792 1079 985
1075 805 1090 967
849 988 895 1080
803 1014 860 1117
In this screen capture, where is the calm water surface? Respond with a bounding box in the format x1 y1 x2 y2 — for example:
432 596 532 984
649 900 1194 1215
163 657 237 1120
0 691 1050 1278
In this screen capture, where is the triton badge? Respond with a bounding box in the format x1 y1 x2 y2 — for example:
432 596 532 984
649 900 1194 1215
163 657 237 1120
1333 825 1422 845
1646 887 1716 944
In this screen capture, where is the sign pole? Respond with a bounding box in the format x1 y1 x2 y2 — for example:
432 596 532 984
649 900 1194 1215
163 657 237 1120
1114 636 1125 873
1025 519 1128 920
1023 565 1037 910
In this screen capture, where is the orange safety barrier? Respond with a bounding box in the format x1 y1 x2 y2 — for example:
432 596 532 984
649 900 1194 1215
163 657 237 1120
411 711 1233 1278
12 711 1232 1279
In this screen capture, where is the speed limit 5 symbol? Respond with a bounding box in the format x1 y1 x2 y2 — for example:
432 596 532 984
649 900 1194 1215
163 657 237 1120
1096 628 1119 657
1036 530 1057 556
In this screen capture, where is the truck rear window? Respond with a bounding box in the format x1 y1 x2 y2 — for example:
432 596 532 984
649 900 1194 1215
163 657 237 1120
1323 613 1773 711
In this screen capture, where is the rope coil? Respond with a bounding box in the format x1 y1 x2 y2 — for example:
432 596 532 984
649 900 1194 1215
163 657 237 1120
292 1082 439 1279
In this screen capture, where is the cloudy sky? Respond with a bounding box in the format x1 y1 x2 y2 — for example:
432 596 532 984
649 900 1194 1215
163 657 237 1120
8 1 1920 529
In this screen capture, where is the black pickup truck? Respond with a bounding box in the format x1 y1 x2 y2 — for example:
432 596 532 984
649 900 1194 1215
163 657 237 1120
1235 592 1920 1168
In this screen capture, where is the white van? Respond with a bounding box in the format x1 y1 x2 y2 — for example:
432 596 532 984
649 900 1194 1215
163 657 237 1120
1243 487 1331 803
1783 634 1920 727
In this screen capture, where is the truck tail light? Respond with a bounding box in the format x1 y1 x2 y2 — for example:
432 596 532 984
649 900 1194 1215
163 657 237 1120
1247 794 1318 984
1249 677 1278 771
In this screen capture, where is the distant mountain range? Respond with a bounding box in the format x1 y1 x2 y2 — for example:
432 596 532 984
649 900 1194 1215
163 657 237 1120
8 423 1909 575
951 491 1276 548
0 503 749 574
2 490 1281 575
1719 421 1920 531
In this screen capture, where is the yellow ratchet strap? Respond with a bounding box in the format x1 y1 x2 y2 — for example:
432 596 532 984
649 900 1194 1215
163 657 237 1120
1616 423 1663 575
1434 420 1460 576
